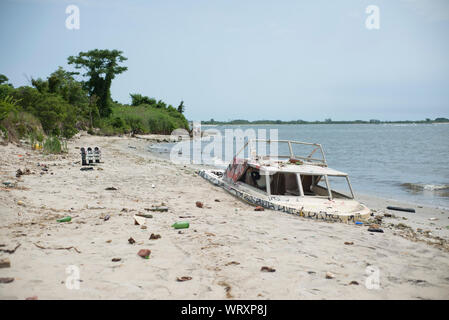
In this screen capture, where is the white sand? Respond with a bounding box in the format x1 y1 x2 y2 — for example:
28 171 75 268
1 134 449 300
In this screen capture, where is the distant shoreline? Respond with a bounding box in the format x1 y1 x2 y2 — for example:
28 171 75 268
200 118 449 125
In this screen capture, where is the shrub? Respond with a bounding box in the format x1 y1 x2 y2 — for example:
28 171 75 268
43 136 67 154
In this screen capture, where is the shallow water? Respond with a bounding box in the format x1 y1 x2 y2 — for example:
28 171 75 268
151 123 449 209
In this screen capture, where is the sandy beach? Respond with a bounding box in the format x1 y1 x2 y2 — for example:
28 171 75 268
1 133 449 300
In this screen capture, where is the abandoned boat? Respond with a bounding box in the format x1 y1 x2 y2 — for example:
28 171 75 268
198 139 371 222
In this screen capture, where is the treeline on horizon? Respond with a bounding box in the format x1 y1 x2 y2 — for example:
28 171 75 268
0 49 189 151
202 117 449 125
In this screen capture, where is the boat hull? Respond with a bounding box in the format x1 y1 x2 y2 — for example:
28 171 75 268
199 169 371 223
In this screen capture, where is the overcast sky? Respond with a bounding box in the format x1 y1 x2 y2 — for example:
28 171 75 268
1 0 448 121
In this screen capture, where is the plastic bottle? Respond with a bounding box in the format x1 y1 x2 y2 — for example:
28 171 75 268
57 216 72 223
171 221 189 229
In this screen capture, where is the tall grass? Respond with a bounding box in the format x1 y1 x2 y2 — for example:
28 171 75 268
43 136 67 154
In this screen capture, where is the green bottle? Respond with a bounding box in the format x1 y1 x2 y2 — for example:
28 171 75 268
57 216 72 223
171 221 189 229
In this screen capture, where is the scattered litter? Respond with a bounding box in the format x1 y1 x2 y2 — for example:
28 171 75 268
171 221 189 229
103 214 110 221
349 281 359 285
33 243 81 253
384 213 393 218
0 277 14 284
145 206 168 212
325 272 335 279
254 206 264 211
111 258 121 262
0 258 11 268
225 261 240 266
25 296 38 300
80 167 94 171
137 249 151 259
105 187 118 191
215 199 220 202
205 232 215 237
355 221 363 225
261 266 276 272
135 213 153 218
149 233 161 240
195 201 203 208
141 226 147 230
344 242 354 245
368 226 384 233
106 240 112 243
429 217 438 221
57 216 71 223
133 215 146 225
151 184 155 188
387 206 415 213
179 215 194 218
176 276 192 282
128 237 136 244
17 201 25 206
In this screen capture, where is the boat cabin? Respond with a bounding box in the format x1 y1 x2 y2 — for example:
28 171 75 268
224 140 355 200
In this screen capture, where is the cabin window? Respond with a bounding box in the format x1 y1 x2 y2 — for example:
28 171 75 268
316 175 353 199
239 167 267 192
301 175 328 197
270 172 300 196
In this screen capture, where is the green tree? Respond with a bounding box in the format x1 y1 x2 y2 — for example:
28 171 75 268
177 100 185 113
129 93 156 106
68 49 128 117
0 74 10 85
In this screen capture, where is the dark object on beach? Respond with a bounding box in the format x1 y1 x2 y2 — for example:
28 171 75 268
0 258 11 268
128 237 136 244
0 277 14 284
215 199 220 202
176 276 192 282
105 187 118 191
135 213 153 219
384 213 393 218
80 147 87 166
368 227 384 233
0 243 21 254
196 201 203 208
94 147 101 163
149 233 161 240
103 214 110 221
387 206 415 213
80 167 93 171
260 266 276 272
254 206 264 211
145 206 168 212
137 249 151 259
26 296 38 300
349 281 359 285
111 258 121 262
344 241 354 245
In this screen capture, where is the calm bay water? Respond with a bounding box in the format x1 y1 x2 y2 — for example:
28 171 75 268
152 123 449 208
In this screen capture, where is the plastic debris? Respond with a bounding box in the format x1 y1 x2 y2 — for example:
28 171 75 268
57 216 71 223
171 221 189 229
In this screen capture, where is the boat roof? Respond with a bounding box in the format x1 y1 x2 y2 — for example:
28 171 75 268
247 160 348 176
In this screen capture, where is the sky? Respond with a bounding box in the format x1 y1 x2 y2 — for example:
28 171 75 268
0 0 448 121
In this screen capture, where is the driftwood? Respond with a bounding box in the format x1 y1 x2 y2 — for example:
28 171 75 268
0 243 21 254
33 243 81 253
